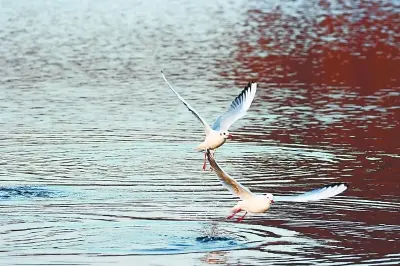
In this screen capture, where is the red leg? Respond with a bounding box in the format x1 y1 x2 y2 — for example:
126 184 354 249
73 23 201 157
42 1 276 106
236 212 247 222
226 208 241 219
202 152 207 171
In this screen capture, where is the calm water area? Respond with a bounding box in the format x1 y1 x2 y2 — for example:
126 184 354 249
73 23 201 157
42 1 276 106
0 0 399 265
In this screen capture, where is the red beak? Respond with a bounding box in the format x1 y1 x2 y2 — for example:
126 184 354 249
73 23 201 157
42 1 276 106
227 134 233 140
271 200 275 203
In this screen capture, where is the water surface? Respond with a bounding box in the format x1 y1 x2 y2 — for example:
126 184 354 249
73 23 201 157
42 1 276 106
0 0 399 265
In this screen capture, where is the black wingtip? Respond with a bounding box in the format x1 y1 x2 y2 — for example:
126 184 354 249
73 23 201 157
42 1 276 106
322 182 349 189
245 81 257 89
243 82 252 91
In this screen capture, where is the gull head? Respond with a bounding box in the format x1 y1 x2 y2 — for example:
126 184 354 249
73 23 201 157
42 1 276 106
219 131 233 140
265 193 274 203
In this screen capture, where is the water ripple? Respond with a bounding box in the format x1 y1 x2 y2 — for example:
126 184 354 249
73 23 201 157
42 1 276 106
1 0 399 265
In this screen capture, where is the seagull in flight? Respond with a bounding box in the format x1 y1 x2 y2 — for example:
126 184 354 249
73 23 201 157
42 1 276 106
206 150 349 222
161 71 257 170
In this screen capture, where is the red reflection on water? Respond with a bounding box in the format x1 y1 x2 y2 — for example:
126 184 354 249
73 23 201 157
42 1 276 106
222 1 399 94
218 1 399 153
218 1 400 260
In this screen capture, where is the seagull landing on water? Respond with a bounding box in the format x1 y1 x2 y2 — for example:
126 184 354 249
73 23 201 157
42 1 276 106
161 71 257 171
206 150 349 222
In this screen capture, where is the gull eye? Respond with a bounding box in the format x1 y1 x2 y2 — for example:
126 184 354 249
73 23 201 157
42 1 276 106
223 133 226 135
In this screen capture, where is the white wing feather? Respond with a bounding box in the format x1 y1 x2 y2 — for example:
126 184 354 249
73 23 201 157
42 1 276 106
161 71 212 134
212 82 257 132
207 150 253 200
274 183 348 202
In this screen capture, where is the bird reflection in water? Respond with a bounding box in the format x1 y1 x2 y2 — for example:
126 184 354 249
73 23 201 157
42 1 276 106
202 250 229 265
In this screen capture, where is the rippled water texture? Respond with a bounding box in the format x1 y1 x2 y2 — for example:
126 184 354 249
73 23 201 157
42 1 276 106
0 0 399 265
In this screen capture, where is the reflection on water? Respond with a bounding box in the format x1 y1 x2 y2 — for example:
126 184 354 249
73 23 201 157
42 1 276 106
0 0 399 265
0 186 322 264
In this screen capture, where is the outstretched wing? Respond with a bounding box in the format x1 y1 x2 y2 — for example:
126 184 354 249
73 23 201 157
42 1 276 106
207 150 253 200
161 71 211 134
212 82 257 132
274 183 348 202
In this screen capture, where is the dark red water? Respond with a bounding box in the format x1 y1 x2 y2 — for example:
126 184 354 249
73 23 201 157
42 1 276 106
217 1 400 263
223 0 400 191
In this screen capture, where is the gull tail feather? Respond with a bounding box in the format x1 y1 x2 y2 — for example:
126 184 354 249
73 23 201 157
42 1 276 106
195 142 208 151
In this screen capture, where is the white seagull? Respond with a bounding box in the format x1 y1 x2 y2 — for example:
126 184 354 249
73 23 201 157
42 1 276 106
161 71 257 170
206 150 349 222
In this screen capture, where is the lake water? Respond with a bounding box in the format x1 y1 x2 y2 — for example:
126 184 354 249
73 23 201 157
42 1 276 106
0 0 399 265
